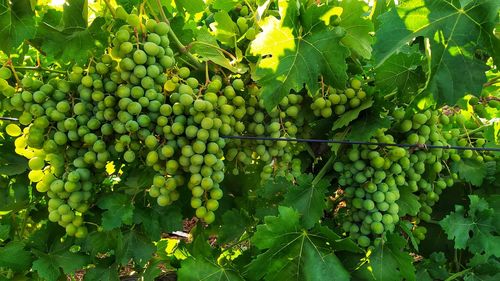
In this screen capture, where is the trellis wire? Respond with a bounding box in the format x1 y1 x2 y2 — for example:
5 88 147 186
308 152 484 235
221 135 500 152
1 116 499 152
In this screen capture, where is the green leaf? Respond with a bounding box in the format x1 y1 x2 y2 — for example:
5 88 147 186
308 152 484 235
32 244 90 281
251 2 349 111
332 98 373 131
246 206 350 281
338 0 374 59
439 195 500 259
116 230 155 266
191 29 247 73
134 206 183 241
282 174 328 229
374 0 500 104
0 241 32 271
375 45 425 98
175 0 205 14
0 0 36 53
0 150 28 176
347 113 392 141
212 0 240 12
397 187 422 217
117 0 140 13
209 11 238 47
0 224 10 241
452 159 487 186
32 255 61 281
218 209 253 244
83 266 120 281
83 230 121 256
370 233 416 281
97 193 134 231
178 257 244 281
62 0 87 28
36 17 109 64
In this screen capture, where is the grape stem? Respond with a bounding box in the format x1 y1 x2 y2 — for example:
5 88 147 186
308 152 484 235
10 65 66 74
458 125 486 138
154 0 202 69
103 0 116 18
312 154 336 186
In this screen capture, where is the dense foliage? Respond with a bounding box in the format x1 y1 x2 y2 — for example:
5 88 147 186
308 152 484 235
0 0 499 280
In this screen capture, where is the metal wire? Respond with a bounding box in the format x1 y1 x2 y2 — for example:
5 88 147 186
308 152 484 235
221 135 500 152
0 117 19 121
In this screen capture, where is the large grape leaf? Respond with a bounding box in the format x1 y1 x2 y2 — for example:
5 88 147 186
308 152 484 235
245 206 350 281
32 251 89 281
374 0 500 104
115 230 155 266
0 0 36 53
332 98 373 131
439 195 500 259
178 257 244 281
0 241 32 272
397 187 422 217
250 1 349 111
451 159 487 187
338 0 374 59
97 194 135 231
282 174 329 229
375 45 426 99
370 233 416 281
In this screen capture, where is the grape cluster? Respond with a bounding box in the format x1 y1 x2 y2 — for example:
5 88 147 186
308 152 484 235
310 78 368 118
336 109 458 246
225 85 305 182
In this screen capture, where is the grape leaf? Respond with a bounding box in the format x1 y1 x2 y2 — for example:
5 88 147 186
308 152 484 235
348 112 392 141
32 251 89 281
0 0 36 53
332 98 374 131
212 0 240 12
134 206 183 241
250 1 349 111
116 230 155 266
282 174 328 229
375 45 426 99
97 193 134 231
62 0 87 28
374 0 500 104
83 266 120 281
370 233 416 281
175 0 205 14
191 29 247 73
439 195 500 259
218 209 253 244
338 0 374 59
209 11 238 48
246 206 350 281
0 224 10 241
36 17 109 64
84 230 121 256
0 148 28 176
452 159 487 186
117 0 140 13
0 241 32 271
178 257 244 281
397 187 422 217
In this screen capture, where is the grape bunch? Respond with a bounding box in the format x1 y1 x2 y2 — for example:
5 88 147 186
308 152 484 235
225 85 306 182
310 78 368 118
336 108 458 246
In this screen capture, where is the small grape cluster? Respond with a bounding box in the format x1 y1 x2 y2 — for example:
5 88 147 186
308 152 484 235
310 78 368 118
225 86 306 182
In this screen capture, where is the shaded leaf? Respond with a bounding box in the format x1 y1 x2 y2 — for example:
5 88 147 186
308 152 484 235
370 233 415 281
332 99 373 131
375 45 425 99
116 230 155 266
0 0 36 53
282 174 328 229
97 194 134 231
218 209 253 244
397 187 422 217
339 0 374 59
374 0 500 104
452 159 487 186
178 257 244 281
246 206 350 281
0 241 32 271
348 113 392 141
